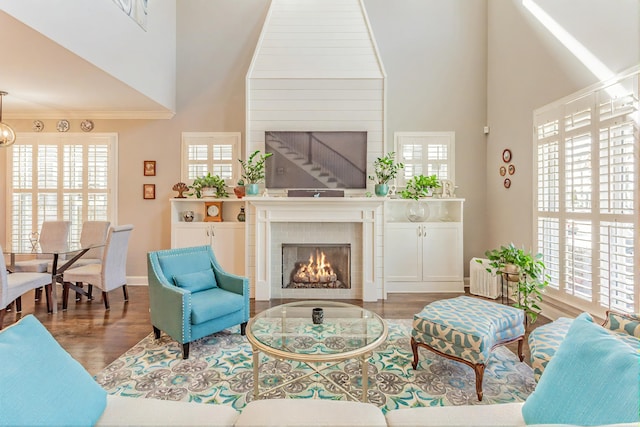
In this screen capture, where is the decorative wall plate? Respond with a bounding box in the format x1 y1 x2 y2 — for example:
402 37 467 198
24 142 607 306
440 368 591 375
32 120 44 132
80 119 94 132
508 164 516 175
56 119 70 132
502 149 512 163
499 166 507 176
504 178 511 189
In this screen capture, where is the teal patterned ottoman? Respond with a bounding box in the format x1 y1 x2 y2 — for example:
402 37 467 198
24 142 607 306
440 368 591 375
528 317 573 382
411 296 525 401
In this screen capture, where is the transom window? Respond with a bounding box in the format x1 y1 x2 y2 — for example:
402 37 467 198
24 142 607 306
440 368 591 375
534 68 639 315
181 132 241 185
7 133 117 251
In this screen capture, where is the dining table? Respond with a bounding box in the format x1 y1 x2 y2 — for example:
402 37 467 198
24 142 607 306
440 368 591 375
4 243 105 314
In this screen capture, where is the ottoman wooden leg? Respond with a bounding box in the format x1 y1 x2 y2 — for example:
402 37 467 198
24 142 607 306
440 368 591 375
473 364 486 401
517 336 525 362
411 337 420 369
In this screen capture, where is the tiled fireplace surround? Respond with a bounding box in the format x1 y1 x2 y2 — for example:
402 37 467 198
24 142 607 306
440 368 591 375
247 198 385 301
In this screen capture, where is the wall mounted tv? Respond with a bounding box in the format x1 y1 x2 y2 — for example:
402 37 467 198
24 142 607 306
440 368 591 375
265 131 367 189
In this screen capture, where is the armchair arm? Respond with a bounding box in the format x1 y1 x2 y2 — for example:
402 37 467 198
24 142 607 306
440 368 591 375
147 254 192 344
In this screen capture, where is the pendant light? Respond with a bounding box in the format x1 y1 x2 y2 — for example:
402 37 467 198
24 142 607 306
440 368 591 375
0 91 16 148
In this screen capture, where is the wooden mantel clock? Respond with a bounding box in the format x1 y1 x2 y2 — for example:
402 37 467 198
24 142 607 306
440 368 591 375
204 201 223 222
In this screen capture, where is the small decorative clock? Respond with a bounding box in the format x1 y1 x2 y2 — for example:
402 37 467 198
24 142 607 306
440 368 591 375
204 201 223 222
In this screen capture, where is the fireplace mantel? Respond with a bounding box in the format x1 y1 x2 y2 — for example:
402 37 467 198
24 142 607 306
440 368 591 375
246 197 385 301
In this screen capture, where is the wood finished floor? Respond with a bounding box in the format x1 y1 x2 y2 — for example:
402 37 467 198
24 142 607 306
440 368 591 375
4 286 550 375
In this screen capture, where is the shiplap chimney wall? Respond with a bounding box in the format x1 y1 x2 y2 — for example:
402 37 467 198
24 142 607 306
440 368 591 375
246 0 386 187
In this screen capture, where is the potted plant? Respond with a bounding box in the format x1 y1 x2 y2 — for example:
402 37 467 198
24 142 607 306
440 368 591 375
399 174 441 200
239 150 273 196
188 172 228 199
368 151 404 196
480 243 550 323
233 179 246 199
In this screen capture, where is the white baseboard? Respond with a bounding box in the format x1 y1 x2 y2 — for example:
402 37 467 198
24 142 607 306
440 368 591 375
127 276 148 286
384 281 465 294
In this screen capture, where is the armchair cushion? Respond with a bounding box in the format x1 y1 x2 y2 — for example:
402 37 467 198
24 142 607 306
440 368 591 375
522 312 640 426
0 315 107 426
191 287 245 325
173 268 217 293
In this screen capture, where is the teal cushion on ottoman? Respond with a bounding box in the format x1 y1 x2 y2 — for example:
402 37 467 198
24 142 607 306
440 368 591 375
522 312 640 426
412 296 525 364
0 315 107 426
527 316 574 382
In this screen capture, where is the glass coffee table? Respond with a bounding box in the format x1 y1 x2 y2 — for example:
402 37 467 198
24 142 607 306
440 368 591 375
246 300 388 402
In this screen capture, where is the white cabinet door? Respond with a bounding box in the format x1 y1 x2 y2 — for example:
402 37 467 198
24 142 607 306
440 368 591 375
210 224 245 276
421 223 463 281
172 223 210 248
384 223 422 282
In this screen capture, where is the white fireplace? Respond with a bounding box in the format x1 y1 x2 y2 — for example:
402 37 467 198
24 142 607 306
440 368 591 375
247 197 384 301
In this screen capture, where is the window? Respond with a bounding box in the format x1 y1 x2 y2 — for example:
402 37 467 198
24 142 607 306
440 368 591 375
534 68 639 315
394 132 455 186
181 132 241 185
7 133 117 251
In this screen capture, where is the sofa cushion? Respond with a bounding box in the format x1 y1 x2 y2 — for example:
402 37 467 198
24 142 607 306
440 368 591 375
190 287 244 325
235 399 387 427
0 315 107 426
96 395 238 426
173 268 217 293
385 402 526 427
522 312 640 426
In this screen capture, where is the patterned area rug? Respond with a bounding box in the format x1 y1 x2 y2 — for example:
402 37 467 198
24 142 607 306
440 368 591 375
95 320 535 413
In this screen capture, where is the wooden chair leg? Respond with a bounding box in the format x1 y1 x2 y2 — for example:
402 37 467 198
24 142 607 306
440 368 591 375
102 291 110 310
240 322 247 336
62 282 70 311
87 285 94 300
15 296 22 313
6 300 13 312
473 364 486 401
45 284 53 313
75 282 83 302
0 308 5 330
153 326 161 340
182 343 190 359
122 285 129 302
34 287 42 302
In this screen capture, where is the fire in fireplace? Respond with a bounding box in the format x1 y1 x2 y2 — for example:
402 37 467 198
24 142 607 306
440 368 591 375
282 244 350 289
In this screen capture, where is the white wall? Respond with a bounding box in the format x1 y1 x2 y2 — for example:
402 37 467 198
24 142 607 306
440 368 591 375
486 0 640 251
0 0 176 111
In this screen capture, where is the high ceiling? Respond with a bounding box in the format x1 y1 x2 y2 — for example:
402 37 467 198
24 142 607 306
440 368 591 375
0 12 173 120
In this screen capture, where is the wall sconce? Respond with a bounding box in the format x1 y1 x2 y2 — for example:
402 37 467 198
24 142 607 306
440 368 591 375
0 91 16 148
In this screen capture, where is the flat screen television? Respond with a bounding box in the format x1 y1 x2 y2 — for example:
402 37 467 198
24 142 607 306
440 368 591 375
265 131 367 189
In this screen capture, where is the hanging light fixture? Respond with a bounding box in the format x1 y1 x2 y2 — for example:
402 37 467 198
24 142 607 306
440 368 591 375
0 91 16 148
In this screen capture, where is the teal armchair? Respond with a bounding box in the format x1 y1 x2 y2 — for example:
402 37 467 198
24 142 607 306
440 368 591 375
147 245 249 359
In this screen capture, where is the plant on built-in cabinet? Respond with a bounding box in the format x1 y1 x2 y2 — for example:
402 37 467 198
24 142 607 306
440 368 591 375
188 173 228 199
399 174 441 200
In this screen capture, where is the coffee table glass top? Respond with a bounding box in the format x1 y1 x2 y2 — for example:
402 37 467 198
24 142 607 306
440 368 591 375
247 300 388 361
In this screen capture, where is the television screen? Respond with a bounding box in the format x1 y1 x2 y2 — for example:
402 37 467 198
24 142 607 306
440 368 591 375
265 131 367 189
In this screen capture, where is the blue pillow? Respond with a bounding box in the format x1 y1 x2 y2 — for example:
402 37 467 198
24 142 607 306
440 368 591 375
522 312 640 425
0 315 107 426
173 268 217 293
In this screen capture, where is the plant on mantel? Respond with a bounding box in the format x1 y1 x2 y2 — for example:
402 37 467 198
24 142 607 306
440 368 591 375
239 150 273 184
479 243 549 323
369 151 404 196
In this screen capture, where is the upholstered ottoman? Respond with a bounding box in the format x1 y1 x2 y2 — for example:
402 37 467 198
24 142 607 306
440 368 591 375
411 296 525 401
527 317 573 382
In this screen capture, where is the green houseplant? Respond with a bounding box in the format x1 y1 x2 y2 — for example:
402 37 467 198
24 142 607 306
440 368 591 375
239 150 273 196
480 243 550 323
188 172 228 199
399 174 441 200
368 151 404 196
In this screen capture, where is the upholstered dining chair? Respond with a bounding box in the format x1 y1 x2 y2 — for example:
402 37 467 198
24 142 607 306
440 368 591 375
61 224 134 310
52 221 111 271
13 221 71 274
0 246 52 329
147 245 249 359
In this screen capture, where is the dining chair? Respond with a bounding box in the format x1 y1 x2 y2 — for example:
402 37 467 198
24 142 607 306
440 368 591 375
62 225 134 310
69 221 111 268
0 246 52 329
13 221 71 273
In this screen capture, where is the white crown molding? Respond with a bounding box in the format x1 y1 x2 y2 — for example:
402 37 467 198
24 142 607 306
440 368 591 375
5 110 176 120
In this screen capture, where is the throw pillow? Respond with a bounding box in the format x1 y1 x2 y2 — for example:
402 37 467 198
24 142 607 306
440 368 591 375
0 315 107 426
522 312 640 426
173 268 218 293
606 311 640 338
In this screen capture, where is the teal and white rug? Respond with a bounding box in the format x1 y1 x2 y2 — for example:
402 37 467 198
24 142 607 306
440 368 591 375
95 320 535 413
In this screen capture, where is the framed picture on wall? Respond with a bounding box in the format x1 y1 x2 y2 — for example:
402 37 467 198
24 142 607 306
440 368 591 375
143 184 156 199
144 160 156 176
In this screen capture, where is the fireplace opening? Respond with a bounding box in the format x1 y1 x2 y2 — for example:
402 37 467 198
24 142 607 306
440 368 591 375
282 243 351 289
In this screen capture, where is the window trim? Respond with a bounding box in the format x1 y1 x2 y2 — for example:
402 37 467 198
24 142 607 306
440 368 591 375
393 131 455 187
181 132 242 186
